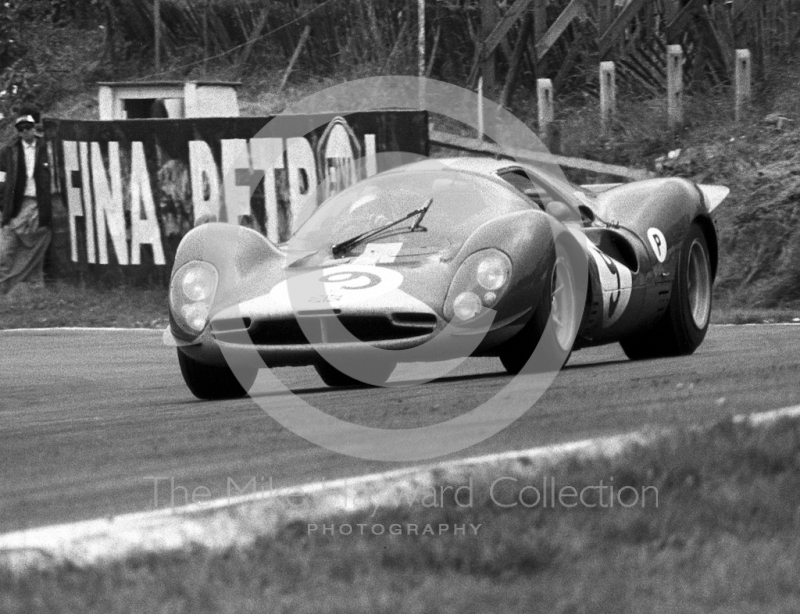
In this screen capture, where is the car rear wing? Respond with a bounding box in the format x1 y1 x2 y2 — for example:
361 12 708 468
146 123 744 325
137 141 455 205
581 182 729 213
698 185 729 213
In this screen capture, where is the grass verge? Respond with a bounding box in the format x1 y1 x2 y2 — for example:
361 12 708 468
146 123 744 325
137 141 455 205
0 281 169 329
2 416 800 613
712 305 800 325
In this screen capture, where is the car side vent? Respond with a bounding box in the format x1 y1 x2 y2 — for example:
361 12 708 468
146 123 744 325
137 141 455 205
211 317 252 332
598 230 639 274
391 313 438 326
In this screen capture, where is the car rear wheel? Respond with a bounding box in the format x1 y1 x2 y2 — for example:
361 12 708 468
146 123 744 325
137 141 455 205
177 349 255 400
499 244 581 375
314 357 396 387
621 223 712 360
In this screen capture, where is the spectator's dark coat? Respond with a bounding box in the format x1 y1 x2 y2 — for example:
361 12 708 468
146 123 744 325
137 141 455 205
0 135 52 228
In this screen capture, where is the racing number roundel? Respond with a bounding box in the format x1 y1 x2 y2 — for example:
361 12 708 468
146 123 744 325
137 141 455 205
319 265 403 302
282 264 405 310
647 228 668 263
320 271 382 291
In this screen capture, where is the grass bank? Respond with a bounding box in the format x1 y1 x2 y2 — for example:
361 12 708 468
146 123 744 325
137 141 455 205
0 282 169 329
3 415 800 613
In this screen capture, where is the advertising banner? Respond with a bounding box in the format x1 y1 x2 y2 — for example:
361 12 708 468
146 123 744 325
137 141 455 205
44 111 429 282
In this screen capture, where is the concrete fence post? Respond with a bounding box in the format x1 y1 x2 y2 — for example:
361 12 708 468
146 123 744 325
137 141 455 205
184 82 199 118
599 61 617 134
667 45 684 130
537 78 554 141
735 49 752 122
98 85 114 120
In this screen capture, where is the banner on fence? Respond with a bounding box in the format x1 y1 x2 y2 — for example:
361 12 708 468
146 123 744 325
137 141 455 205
45 112 429 277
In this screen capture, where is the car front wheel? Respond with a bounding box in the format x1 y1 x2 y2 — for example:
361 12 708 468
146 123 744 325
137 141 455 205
177 349 256 400
499 245 581 375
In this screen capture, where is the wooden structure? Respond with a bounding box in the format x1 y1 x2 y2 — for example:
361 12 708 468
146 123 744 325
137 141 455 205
97 81 240 120
430 129 654 180
467 0 800 102
114 0 799 100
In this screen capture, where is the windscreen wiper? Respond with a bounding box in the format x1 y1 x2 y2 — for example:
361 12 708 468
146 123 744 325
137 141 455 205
331 198 433 258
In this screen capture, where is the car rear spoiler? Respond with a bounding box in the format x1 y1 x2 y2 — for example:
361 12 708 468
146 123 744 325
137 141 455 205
698 185 729 213
581 182 729 213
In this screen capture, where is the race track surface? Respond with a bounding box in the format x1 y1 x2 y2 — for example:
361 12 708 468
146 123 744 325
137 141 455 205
1 325 799 533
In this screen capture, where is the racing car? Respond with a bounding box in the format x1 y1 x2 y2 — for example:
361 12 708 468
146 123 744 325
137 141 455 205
165 157 727 399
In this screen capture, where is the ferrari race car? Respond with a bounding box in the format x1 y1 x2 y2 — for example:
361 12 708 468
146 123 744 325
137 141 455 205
165 157 727 399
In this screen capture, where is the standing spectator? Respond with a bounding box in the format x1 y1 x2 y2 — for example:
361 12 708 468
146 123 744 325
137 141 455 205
0 113 52 295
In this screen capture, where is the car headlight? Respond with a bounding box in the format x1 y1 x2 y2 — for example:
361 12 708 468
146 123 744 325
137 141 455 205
170 261 219 335
453 292 483 320
182 266 216 301
181 302 211 332
444 249 512 321
477 255 510 290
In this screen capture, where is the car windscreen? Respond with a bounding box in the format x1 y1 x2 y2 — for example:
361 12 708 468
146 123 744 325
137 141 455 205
285 170 510 252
